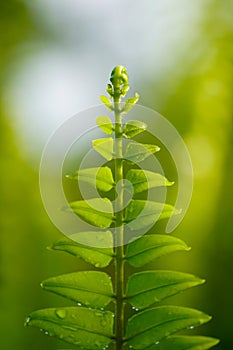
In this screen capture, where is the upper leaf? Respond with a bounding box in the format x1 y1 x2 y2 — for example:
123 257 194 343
123 93 140 113
145 335 220 350
93 138 114 161
67 166 115 192
126 271 205 309
126 169 174 194
50 231 113 267
96 116 114 135
100 95 113 111
124 143 160 163
41 271 114 308
125 200 181 230
67 198 114 228
123 120 147 139
125 305 212 349
26 306 114 349
125 234 190 267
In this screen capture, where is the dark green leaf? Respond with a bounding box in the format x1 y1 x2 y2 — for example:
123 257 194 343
126 271 205 309
26 307 114 349
68 198 114 228
145 335 220 350
123 93 140 113
125 234 190 267
93 138 114 161
123 120 147 138
124 143 160 163
41 271 114 308
126 169 174 194
125 200 181 230
96 116 114 135
67 167 115 192
125 306 211 349
100 95 113 111
50 231 113 267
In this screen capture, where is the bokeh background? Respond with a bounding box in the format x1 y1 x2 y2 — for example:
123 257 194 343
0 0 232 349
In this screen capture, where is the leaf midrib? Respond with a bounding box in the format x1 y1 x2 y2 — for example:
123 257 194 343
44 282 114 298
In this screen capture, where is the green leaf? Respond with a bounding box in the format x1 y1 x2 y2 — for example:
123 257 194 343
125 200 181 230
93 138 114 161
68 198 114 228
145 335 220 350
125 234 190 267
126 271 205 309
123 120 147 138
125 306 212 349
124 143 160 163
96 116 114 135
100 95 113 111
126 169 174 194
41 271 114 308
50 231 113 267
26 306 114 349
67 167 115 192
123 93 140 113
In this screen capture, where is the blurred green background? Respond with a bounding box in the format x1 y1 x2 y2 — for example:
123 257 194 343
0 0 232 349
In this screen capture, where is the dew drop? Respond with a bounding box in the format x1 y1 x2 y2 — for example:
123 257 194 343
56 309 67 319
77 302 82 306
155 341 160 345
190 325 195 329
132 306 139 312
44 331 49 335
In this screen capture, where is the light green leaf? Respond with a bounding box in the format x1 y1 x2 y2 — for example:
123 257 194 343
93 138 114 161
124 143 160 163
100 95 113 111
125 200 181 230
67 167 115 192
26 306 114 349
126 169 174 194
125 306 212 349
145 335 220 350
50 231 113 267
68 198 114 228
96 116 114 135
126 271 205 309
41 271 114 308
123 93 140 113
123 120 147 138
125 234 190 267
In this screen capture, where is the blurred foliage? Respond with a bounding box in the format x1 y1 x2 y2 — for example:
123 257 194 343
0 0 232 349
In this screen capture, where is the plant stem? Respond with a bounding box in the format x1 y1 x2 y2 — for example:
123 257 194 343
114 95 125 350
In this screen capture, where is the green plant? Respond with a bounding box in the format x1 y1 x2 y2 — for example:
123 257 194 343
25 66 219 350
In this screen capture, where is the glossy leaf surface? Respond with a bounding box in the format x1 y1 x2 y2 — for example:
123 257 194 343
42 271 114 308
126 169 174 194
123 93 140 113
124 143 160 163
26 307 114 349
50 231 113 267
125 200 181 230
126 271 205 309
123 120 147 138
93 138 114 161
100 95 113 111
125 306 211 349
125 234 190 267
67 166 114 192
68 198 114 228
96 116 114 135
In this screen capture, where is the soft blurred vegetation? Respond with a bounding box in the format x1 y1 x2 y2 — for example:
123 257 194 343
0 0 232 349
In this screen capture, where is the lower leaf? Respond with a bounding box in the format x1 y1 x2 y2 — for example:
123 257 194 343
144 335 220 350
25 307 114 349
125 305 211 349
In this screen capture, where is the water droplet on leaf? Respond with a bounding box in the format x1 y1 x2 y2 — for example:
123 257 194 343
56 309 67 319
